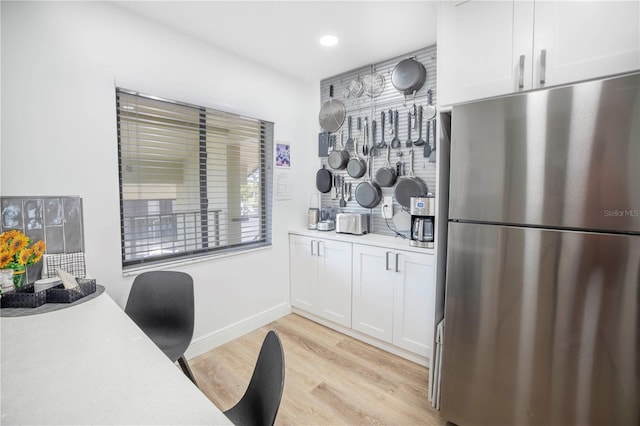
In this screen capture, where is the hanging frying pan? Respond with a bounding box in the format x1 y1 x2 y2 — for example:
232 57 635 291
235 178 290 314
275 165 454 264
391 57 426 104
394 150 428 208
319 85 346 133
328 131 349 170
355 157 382 209
316 164 333 193
347 139 367 179
375 145 397 187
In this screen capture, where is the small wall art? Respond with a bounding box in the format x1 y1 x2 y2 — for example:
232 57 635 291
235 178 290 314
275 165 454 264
275 142 291 168
1 196 84 254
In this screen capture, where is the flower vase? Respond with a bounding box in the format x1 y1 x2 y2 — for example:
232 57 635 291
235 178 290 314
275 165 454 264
13 268 26 289
0 269 15 294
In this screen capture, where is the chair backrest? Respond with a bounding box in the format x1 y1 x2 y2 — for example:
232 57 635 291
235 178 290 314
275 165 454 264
124 270 195 362
234 330 285 426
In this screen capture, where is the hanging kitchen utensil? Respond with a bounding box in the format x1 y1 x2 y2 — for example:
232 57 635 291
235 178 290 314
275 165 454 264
349 78 364 98
345 116 354 151
355 157 382 209
423 120 432 158
375 145 397 187
379 111 387 148
391 57 426 106
362 71 385 98
424 89 436 121
316 164 333 193
429 119 437 163
405 112 413 147
390 110 401 152
415 105 426 147
370 119 379 156
331 175 338 199
319 85 345 133
328 131 349 170
394 149 428 208
318 131 330 157
363 117 369 157
347 139 367 179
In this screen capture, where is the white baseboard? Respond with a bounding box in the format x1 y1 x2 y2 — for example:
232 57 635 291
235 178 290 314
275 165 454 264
292 308 430 367
185 303 292 360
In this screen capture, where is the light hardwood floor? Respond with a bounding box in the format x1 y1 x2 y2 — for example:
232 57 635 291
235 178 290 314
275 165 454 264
191 313 447 425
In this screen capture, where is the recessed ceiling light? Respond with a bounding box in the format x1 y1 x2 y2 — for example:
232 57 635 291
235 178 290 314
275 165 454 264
319 35 339 47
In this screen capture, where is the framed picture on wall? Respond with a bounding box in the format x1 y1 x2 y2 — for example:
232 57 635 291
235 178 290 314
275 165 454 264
275 142 291 168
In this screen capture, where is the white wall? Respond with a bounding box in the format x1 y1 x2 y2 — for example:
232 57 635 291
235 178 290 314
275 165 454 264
1 1 318 352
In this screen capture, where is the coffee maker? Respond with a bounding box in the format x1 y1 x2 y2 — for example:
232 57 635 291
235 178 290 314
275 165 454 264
410 196 435 248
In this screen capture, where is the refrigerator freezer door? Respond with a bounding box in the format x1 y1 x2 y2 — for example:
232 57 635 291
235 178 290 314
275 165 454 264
449 72 640 233
441 222 639 426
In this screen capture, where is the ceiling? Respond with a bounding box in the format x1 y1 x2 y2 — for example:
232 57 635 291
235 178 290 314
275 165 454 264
113 1 438 83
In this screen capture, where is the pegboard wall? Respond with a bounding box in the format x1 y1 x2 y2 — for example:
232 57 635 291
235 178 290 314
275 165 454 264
319 44 437 237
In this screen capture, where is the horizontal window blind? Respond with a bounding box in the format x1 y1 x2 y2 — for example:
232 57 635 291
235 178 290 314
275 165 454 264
116 89 273 268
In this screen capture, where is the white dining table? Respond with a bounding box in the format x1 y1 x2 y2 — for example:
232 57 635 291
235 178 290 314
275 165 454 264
0 291 232 425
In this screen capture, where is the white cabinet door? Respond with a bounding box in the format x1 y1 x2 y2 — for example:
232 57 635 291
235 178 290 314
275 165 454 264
438 0 534 106
352 245 394 343
532 0 640 89
289 235 317 313
438 0 640 106
393 251 435 357
316 239 352 327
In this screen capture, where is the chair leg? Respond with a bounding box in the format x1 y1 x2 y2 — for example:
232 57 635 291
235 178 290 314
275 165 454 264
177 355 198 387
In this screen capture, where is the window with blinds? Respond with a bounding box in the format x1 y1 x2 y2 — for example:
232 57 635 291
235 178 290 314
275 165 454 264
116 89 273 268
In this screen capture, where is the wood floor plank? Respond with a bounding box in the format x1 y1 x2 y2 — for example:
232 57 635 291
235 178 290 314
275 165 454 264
191 313 447 425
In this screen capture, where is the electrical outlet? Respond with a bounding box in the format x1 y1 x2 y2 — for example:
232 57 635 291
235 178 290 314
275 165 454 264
381 197 393 218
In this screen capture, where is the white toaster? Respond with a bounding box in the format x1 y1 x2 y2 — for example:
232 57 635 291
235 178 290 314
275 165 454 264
335 213 370 235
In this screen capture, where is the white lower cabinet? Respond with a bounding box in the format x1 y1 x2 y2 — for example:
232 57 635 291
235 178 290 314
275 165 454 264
351 244 395 343
392 249 435 357
290 233 435 360
352 244 435 358
289 234 352 327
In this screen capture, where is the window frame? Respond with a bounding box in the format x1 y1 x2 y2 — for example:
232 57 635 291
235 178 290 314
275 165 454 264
116 88 273 270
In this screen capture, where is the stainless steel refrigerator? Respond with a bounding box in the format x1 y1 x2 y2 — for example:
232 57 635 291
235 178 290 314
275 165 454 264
440 73 639 426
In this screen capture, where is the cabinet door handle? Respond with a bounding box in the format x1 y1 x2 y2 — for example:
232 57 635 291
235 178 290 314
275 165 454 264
310 240 316 256
518 54 525 89
395 253 400 273
318 241 323 257
539 49 547 86
385 251 391 271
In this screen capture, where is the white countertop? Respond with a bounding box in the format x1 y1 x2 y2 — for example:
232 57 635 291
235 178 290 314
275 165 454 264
0 292 231 425
289 227 436 255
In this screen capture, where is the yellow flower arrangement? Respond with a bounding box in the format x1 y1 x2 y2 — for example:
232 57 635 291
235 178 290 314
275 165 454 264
0 230 46 271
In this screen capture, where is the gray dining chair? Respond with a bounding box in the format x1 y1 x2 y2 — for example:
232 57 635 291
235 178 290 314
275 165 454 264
224 330 285 426
124 270 198 386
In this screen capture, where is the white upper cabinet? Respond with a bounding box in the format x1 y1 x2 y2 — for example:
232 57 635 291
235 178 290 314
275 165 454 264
532 1 640 88
438 0 535 105
438 0 640 106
